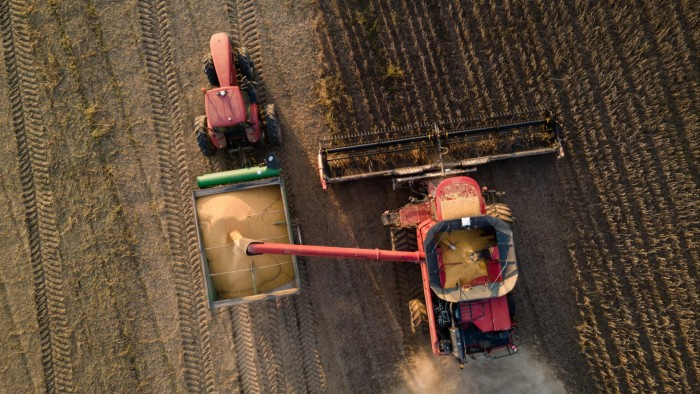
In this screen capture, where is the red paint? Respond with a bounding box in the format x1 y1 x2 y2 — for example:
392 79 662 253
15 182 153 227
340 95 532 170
459 296 511 332
205 87 247 128
247 243 424 263
209 32 236 87
245 103 261 144
433 176 486 220
317 152 328 190
416 219 441 356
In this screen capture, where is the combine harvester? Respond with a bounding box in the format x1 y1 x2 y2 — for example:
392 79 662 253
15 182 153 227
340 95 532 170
193 108 562 366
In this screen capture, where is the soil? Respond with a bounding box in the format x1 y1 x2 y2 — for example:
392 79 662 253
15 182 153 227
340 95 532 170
1 0 697 393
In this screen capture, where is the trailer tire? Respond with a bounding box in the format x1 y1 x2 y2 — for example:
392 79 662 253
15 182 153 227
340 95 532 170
265 104 282 146
486 203 513 223
203 55 219 87
237 48 255 81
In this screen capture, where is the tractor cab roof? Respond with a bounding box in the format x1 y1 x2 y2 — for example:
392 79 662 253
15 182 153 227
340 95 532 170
205 86 247 128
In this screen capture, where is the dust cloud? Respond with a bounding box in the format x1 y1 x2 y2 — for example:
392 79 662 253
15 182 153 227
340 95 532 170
394 347 566 394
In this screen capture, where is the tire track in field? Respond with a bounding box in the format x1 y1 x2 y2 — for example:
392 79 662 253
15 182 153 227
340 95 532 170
224 3 326 392
250 301 286 394
0 0 74 392
229 305 261 393
222 2 269 392
136 1 215 391
226 2 328 391
229 0 267 104
275 297 308 393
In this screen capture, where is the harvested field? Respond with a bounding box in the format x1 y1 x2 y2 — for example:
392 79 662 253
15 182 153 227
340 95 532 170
0 0 697 393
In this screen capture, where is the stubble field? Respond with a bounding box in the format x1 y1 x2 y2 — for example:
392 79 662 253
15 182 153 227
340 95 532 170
0 0 697 393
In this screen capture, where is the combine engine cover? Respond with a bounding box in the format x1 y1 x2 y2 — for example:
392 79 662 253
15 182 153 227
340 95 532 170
388 176 519 366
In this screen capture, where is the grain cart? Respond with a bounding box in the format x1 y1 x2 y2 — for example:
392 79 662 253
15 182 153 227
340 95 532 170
194 157 519 367
193 154 300 307
195 32 281 165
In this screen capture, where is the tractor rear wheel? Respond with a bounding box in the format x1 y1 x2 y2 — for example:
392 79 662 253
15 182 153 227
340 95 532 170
203 55 219 87
195 116 215 157
264 104 282 146
237 48 255 81
486 203 513 223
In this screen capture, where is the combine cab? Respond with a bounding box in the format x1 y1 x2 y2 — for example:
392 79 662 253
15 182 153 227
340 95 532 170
196 33 281 166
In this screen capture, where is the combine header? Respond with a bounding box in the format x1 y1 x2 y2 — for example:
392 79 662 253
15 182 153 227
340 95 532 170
318 109 563 189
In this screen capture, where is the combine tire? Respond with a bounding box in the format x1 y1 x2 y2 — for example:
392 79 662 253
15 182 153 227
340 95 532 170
195 116 215 157
203 55 219 87
390 226 417 251
237 48 255 81
265 104 282 146
408 299 428 334
390 227 428 335
486 203 513 223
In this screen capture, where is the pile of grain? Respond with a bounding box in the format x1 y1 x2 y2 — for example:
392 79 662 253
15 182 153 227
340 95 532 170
196 186 295 299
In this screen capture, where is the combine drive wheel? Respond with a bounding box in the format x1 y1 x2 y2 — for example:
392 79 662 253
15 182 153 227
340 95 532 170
265 104 282 146
486 203 513 223
203 55 219 87
237 47 256 81
195 116 215 157
408 298 428 334
390 227 427 334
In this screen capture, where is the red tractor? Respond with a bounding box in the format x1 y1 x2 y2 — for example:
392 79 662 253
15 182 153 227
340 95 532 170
195 32 281 162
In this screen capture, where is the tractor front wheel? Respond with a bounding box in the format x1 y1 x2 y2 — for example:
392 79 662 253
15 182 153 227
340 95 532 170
264 104 282 146
195 116 216 157
203 55 219 87
237 48 255 81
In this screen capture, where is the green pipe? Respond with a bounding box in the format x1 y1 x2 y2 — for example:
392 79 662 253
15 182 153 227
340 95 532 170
197 166 280 188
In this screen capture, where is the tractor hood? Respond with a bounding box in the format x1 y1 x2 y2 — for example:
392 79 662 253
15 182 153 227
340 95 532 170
205 87 247 128
423 216 517 302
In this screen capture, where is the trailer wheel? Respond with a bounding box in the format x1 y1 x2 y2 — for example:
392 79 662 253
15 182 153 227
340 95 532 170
486 203 513 223
195 116 215 157
203 55 219 87
265 104 282 146
408 298 428 334
237 47 255 81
